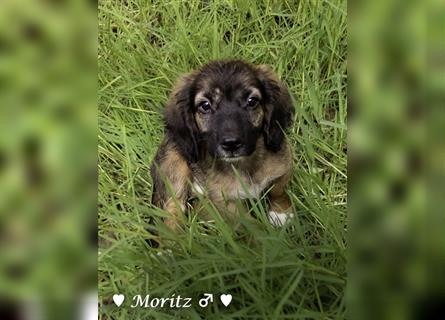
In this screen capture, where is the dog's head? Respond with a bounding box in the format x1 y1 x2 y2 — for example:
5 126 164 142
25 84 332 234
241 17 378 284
164 60 294 163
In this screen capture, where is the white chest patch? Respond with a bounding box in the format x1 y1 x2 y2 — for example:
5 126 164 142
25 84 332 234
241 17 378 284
268 211 294 226
193 173 279 201
228 177 272 199
192 182 205 195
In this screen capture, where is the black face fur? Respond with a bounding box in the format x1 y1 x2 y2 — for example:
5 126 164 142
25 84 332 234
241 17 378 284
164 60 294 163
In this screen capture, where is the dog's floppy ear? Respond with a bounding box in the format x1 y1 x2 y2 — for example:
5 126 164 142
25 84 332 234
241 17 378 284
164 72 200 163
256 65 294 152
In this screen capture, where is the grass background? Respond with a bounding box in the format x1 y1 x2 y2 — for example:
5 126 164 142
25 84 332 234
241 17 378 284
98 0 347 319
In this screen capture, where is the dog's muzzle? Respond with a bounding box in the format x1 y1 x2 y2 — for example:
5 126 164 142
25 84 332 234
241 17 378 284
220 137 242 153
216 136 247 160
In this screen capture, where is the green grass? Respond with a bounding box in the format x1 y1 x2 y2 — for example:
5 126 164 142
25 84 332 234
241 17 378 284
98 0 347 319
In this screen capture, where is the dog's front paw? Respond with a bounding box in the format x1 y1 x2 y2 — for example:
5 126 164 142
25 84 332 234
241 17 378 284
267 211 294 227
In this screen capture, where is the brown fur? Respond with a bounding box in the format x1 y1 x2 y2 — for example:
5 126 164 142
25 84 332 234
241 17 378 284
150 60 294 230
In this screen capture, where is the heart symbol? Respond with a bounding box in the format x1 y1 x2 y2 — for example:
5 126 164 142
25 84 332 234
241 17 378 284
220 294 232 307
113 294 125 307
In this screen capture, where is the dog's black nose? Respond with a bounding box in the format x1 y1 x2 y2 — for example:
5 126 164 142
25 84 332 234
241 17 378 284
220 137 242 152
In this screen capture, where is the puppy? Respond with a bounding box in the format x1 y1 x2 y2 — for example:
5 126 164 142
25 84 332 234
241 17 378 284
150 60 294 230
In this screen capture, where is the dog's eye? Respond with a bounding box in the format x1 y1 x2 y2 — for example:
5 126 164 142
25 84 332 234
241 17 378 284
247 97 259 108
198 101 211 113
